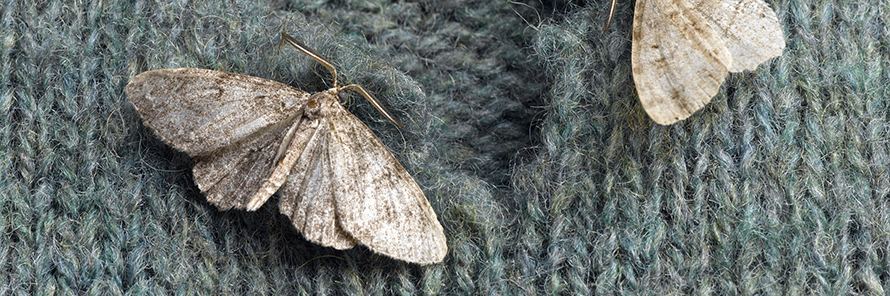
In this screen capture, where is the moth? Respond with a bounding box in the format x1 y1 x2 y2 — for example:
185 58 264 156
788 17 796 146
125 33 447 264
605 0 785 124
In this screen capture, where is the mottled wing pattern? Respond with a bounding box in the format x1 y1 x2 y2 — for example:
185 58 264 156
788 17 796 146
327 101 447 264
126 68 310 210
689 0 785 72
277 107 359 249
126 68 309 156
631 0 784 124
632 0 733 124
191 122 291 210
129 67 446 263
277 92 446 264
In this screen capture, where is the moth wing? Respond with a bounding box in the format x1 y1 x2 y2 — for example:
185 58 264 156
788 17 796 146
689 0 785 72
277 115 358 249
273 103 441 264
327 108 446 264
276 102 446 261
631 0 733 124
192 122 292 210
125 68 309 156
126 68 310 210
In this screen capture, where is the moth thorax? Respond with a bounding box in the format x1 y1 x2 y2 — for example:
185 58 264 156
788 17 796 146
305 91 334 119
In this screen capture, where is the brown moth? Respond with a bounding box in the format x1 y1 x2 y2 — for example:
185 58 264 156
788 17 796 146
606 0 785 124
125 33 447 264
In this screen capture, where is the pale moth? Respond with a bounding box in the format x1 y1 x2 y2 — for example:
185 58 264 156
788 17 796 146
606 0 785 124
126 33 447 264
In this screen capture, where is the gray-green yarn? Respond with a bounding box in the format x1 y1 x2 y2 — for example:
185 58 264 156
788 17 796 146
2 0 890 294
514 0 890 294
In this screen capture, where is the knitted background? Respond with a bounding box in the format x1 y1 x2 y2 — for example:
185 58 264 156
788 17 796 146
2 0 889 294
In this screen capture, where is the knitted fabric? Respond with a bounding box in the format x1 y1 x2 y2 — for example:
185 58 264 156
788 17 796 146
1 0 888 294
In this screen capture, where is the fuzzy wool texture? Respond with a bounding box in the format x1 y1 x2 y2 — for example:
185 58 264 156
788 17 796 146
2 0 889 294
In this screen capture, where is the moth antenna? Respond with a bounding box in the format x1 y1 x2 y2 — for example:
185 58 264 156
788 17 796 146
603 0 617 32
280 33 339 88
281 32 404 128
342 84 404 128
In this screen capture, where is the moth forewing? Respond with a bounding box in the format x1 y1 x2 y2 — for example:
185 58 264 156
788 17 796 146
324 100 447 264
126 34 447 264
632 0 732 124
274 116 309 164
192 121 294 210
245 116 320 211
686 0 785 72
126 68 311 156
275 98 359 250
627 0 785 124
272 87 446 263
126 68 312 210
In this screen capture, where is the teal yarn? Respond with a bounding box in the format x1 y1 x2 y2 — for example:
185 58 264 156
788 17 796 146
2 0 889 294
